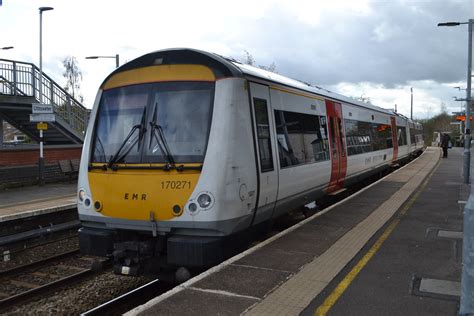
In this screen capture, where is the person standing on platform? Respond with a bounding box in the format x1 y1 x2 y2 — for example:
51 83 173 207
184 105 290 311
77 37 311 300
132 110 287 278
441 133 450 158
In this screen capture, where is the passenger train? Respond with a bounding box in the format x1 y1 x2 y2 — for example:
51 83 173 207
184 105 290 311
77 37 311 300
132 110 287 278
77 48 424 278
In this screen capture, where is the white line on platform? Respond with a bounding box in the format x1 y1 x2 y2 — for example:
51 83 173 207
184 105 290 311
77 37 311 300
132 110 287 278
187 287 261 301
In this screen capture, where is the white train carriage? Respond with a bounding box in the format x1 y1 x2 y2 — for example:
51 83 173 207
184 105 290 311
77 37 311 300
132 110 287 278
77 48 423 276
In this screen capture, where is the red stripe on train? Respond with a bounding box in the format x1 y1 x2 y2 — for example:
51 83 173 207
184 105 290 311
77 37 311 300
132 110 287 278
390 116 398 162
326 100 347 193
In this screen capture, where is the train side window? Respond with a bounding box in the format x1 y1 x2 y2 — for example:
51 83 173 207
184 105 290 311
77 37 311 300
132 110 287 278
344 119 374 156
274 110 330 168
398 127 407 146
253 98 274 172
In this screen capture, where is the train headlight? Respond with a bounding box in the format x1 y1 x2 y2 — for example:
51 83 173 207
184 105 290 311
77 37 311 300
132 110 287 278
197 193 213 209
78 189 86 203
188 203 198 213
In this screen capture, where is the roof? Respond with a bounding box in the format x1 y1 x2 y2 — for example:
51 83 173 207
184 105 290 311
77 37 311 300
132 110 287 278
103 48 411 119
228 59 394 116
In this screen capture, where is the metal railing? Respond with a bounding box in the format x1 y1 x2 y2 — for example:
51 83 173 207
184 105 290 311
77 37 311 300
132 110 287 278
0 59 89 136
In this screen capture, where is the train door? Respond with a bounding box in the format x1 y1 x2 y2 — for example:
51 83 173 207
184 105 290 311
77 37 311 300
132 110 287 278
325 100 347 193
390 116 398 162
249 82 279 222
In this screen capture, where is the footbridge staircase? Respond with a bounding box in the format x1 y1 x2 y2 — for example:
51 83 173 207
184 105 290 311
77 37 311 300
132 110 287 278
0 59 90 145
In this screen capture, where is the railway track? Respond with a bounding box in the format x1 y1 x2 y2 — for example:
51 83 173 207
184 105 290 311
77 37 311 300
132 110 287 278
0 250 109 311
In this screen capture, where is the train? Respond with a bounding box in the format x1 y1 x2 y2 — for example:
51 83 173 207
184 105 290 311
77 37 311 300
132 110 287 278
77 48 424 280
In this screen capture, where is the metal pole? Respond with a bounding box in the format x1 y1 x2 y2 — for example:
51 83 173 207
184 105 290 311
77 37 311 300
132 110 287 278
460 18 474 316
38 9 45 186
115 54 119 68
39 10 43 104
410 87 413 120
464 19 472 184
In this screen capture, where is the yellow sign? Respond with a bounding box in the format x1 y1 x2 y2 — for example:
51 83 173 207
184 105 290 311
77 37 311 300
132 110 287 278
37 122 48 130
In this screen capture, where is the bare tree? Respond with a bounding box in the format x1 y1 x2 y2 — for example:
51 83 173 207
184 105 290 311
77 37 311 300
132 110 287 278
62 56 83 102
241 50 277 73
243 50 255 66
357 94 372 104
258 62 277 72
349 94 372 105
440 102 448 114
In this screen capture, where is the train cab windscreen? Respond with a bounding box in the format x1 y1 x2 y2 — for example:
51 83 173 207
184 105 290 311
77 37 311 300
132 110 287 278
91 82 214 165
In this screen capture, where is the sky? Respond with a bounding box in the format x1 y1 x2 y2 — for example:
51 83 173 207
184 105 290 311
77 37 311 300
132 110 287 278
0 0 473 119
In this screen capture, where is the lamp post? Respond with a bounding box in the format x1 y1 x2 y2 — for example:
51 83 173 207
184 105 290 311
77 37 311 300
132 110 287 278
85 54 120 68
438 20 472 184
439 19 474 316
38 6 53 186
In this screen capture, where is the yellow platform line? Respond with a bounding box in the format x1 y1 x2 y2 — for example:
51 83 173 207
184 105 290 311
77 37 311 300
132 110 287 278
314 157 440 316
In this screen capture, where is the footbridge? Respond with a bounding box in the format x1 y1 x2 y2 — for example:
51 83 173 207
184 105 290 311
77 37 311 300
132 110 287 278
0 59 90 145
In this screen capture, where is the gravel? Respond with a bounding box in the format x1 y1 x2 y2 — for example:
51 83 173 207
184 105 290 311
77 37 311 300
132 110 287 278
0 235 79 272
3 270 155 315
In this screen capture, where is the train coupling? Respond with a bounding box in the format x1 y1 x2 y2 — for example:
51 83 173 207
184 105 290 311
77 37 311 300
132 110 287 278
112 240 155 276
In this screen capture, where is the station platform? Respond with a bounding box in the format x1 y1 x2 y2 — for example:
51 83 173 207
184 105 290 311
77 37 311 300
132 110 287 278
127 146 466 315
0 182 76 222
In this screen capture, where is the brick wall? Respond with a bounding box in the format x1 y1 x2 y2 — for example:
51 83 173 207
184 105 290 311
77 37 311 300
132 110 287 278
0 164 66 189
0 145 82 167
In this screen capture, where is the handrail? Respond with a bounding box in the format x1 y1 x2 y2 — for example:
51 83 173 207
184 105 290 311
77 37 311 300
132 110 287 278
0 58 89 137
0 75 27 96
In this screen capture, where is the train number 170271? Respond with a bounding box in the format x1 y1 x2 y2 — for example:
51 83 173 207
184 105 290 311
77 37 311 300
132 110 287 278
160 181 191 190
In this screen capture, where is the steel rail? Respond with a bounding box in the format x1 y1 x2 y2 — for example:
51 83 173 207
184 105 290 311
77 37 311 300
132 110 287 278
0 268 93 310
0 251 110 311
0 249 79 277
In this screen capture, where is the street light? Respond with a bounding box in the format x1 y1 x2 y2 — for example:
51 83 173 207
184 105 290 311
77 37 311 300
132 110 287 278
438 20 472 184
38 6 53 186
440 19 474 316
85 54 120 68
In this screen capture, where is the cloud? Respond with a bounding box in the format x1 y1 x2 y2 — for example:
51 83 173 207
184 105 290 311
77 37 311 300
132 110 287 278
1 0 472 118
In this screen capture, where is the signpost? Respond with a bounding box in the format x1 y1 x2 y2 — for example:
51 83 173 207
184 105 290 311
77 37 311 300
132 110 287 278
32 103 53 113
30 103 54 186
30 113 55 122
36 122 48 130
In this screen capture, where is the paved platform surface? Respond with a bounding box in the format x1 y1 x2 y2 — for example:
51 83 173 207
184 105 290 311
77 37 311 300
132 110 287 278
127 147 466 315
0 183 76 222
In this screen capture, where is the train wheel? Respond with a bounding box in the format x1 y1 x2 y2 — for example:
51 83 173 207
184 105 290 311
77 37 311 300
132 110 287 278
175 267 191 283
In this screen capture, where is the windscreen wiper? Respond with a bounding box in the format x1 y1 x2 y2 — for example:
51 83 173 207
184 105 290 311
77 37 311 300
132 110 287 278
149 102 175 167
108 107 147 168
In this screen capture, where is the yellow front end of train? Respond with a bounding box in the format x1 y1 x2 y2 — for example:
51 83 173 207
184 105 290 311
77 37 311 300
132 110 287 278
88 167 200 221
86 64 215 221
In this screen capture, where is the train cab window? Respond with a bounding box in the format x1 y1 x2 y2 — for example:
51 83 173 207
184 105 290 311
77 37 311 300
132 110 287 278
274 110 329 168
91 82 214 164
253 98 274 172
